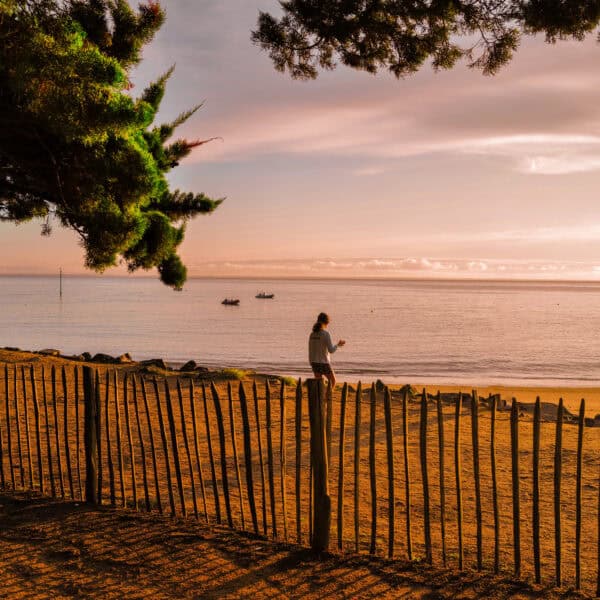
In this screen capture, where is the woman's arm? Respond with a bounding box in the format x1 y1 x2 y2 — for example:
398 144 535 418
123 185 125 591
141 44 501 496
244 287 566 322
324 330 338 353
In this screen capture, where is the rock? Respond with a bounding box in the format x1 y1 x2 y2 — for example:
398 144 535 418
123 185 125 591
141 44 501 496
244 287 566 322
117 353 133 364
375 379 385 393
194 366 210 373
3 347 20 352
81 352 92 362
180 360 197 372
140 358 167 370
39 349 60 357
92 353 116 364
585 417 597 427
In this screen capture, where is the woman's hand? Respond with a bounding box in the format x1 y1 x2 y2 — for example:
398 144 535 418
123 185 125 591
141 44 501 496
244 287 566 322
338 339 346 347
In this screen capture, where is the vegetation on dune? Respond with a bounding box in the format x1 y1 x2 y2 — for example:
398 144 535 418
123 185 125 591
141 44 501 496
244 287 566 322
252 0 600 79
0 0 221 290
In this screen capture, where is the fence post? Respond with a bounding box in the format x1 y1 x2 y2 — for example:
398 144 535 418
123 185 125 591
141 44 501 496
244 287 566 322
83 366 98 504
307 378 330 553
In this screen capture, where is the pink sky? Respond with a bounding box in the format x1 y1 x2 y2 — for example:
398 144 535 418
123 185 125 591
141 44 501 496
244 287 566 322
2 1 600 280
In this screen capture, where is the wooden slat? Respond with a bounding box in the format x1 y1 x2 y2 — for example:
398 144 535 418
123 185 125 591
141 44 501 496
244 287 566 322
436 391 447 567
384 386 395 558
42 366 56 497
95 370 102 504
210 381 232 527
104 371 116 505
554 397 563 587
455 392 463 570
354 382 362 553
295 379 303 543
29 366 41 493
369 383 377 555
21 366 33 489
13 365 23 488
189 380 207 521
402 385 412 561
74 367 83 500
164 379 186 516
265 380 278 537
177 379 198 518
533 396 541 584
337 382 348 551
5 364 14 489
228 382 245 529
132 374 151 512
124 374 138 510
202 382 221 523
62 367 74 499
253 381 268 535
420 388 432 564
575 398 585 590
154 377 175 516
51 366 65 497
280 380 288 541
82 367 98 503
471 389 482 571
239 382 258 533
114 370 125 507
142 378 163 514
510 397 521 577
491 394 500 575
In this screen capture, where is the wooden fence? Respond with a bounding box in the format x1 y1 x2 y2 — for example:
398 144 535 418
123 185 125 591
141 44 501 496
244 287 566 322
1 363 600 595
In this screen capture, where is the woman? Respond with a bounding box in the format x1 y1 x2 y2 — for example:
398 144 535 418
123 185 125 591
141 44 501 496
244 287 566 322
308 312 345 387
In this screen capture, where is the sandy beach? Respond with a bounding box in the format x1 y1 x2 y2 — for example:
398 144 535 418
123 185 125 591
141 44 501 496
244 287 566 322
0 348 599 598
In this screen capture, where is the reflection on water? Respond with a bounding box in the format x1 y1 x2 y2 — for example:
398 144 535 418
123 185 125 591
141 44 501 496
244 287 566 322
1 276 600 386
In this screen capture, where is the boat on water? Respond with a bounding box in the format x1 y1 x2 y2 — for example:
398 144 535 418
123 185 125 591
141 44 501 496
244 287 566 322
255 292 275 299
221 298 240 305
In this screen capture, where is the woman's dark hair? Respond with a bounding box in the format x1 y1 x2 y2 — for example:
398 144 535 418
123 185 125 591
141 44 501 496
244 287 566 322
312 312 329 333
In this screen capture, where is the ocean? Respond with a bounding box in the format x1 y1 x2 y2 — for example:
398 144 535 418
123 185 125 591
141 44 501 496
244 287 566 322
1 275 600 387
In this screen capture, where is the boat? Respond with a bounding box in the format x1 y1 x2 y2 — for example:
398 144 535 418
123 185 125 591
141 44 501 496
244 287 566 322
221 298 240 305
255 292 275 299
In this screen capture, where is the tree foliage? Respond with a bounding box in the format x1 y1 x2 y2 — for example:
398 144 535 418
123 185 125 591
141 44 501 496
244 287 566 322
0 0 221 289
252 0 600 79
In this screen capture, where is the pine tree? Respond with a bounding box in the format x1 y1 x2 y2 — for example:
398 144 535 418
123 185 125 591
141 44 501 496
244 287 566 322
252 0 600 79
0 0 221 289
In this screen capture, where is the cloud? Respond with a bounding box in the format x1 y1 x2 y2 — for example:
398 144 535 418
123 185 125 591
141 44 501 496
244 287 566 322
188 257 600 279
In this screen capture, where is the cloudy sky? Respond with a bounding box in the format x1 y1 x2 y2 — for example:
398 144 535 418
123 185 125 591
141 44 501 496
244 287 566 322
3 0 600 280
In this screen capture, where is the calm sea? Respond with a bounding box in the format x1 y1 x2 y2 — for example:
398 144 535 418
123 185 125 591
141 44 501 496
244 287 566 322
1 276 600 387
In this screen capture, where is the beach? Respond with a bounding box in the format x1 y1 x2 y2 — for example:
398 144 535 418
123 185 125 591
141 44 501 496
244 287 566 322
1 347 599 597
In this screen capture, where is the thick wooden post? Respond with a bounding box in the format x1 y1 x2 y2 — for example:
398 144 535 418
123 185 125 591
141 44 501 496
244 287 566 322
337 382 348 551
83 366 98 504
307 378 330 553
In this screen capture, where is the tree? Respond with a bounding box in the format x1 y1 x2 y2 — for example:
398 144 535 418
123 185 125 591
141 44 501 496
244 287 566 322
252 0 600 79
0 0 221 289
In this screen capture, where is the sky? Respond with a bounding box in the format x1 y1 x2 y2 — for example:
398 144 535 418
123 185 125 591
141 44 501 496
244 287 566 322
3 1 600 280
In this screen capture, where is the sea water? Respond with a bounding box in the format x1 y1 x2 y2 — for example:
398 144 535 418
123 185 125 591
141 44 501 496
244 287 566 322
1 275 600 387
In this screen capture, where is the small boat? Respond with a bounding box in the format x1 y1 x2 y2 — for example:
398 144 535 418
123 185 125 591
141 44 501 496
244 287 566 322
221 298 240 305
255 292 275 299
